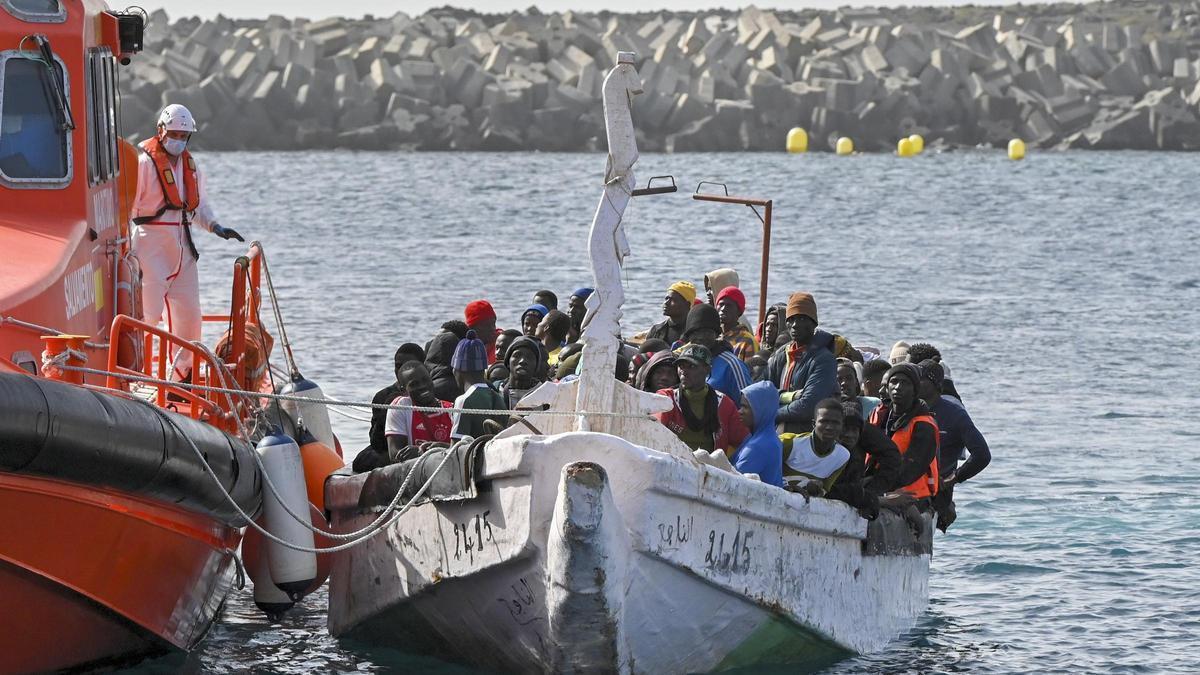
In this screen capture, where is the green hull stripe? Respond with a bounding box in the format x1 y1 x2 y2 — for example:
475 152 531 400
715 614 850 672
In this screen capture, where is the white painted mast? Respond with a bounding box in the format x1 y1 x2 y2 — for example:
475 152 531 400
574 52 670 434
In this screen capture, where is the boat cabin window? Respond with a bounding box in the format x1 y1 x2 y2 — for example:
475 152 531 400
0 51 72 187
1 0 65 23
86 49 118 185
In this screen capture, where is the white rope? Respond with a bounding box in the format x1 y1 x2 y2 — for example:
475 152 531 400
40 347 89 377
192 341 448 543
55 362 656 420
327 405 373 423
143 398 460 554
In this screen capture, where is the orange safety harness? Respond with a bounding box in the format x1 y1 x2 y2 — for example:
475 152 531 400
889 413 940 499
134 136 201 258
870 406 940 499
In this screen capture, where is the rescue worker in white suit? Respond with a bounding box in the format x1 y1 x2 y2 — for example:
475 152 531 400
131 104 244 380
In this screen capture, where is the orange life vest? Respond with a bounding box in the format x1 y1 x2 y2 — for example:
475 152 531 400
872 408 940 499
136 137 199 221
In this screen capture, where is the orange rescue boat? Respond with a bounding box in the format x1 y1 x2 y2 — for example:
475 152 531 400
0 2 336 670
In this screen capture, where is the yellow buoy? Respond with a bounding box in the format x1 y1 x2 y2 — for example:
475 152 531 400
785 127 808 153
836 137 854 156
908 134 924 154
1008 138 1026 161
897 138 915 157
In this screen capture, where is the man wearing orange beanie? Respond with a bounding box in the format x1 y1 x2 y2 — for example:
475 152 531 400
464 300 500 364
766 291 838 432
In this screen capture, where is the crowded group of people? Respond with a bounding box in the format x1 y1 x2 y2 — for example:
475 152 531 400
354 269 991 532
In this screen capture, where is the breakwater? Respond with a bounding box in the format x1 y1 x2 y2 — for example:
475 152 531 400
119 1 1200 151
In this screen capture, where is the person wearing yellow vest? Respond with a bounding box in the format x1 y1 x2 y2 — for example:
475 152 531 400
131 104 243 380
868 362 940 502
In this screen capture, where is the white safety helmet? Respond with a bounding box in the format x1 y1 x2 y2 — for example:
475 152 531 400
157 104 197 133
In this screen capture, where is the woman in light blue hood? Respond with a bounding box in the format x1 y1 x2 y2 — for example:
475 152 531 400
732 381 785 487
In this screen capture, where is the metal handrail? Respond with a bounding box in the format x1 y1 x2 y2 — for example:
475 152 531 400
105 314 240 432
692 188 773 325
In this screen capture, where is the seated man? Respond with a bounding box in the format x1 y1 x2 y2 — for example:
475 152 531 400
354 361 449 472
520 304 548 337
450 330 507 440
533 289 558 311
463 299 499 364
680 303 752 405
535 309 572 368
386 361 454 462
655 344 748 453
860 358 890 398
768 292 837 432
826 401 902 518
836 357 881 421
368 343 425 455
566 287 592 343
755 302 787 360
906 341 963 401
917 359 990 531
499 335 549 409
782 398 851 496
716 287 758 363
731 381 785 487
868 362 940 504
424 320 468 402
485 328 522 382
645 281 695 346
634 350 678 392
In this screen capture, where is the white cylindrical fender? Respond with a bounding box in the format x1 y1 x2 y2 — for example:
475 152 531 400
257 432 317 599
280 376 336 450
247 528 294 621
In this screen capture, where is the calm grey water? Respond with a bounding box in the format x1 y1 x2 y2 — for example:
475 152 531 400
124 150 1198 674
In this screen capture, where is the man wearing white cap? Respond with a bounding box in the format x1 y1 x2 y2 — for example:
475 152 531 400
131 104 244 380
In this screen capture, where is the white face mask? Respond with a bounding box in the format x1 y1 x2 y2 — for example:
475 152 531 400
162 137 187 156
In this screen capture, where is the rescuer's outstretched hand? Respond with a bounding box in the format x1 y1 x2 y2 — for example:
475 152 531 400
212 224 245 242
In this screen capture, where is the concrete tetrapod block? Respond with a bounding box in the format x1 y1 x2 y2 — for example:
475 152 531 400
1101 59 1148 97
160 86 213 125
197 73 236 116
280 62 311 98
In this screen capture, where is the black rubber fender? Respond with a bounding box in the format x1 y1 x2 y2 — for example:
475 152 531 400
0 372 261 526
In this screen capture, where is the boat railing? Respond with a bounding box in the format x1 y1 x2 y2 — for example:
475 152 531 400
692 182 773 325
102 314 241 433
36 242 271 435
201 242 264 392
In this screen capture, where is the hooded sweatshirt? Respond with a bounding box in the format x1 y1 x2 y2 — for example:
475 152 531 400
731 381 785 487
425 325 468 403
635 350 677 392
755 302 787 357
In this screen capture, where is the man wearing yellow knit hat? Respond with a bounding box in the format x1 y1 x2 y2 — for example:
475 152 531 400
645 280 695 346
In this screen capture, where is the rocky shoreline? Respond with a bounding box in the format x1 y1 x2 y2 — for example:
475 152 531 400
119 2 1200 152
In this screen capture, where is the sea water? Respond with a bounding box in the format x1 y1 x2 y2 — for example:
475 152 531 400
124 150 1199 674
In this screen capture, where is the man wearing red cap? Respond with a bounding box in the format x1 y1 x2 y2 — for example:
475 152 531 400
464 300 500 365
715 287 758 364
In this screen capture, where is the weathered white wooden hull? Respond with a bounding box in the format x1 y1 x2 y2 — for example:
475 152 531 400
326 431 930 673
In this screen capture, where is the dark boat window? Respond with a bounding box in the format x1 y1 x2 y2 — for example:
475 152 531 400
1 0 65 23
86 48 118 185
0 52 72 187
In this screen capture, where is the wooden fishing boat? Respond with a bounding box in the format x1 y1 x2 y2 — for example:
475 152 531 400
324 52 932 673
0 3 291 670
